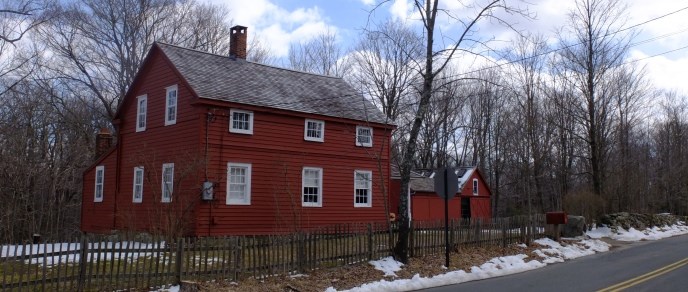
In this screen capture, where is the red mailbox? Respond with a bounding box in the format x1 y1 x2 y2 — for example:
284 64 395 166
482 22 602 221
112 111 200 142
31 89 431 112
546 211 568 225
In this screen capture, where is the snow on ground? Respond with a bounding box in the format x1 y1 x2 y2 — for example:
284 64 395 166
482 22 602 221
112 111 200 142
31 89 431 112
1 241 162 266
587 222 688 241
326 222 688 292
369 256 404 277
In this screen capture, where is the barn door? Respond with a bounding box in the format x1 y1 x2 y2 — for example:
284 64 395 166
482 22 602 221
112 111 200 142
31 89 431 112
461 197 471 219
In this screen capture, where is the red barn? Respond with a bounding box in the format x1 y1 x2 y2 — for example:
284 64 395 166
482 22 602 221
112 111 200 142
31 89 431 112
81 26 394 236
391 167 492 221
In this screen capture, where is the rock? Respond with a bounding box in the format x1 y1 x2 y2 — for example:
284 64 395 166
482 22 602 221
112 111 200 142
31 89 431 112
562 215 586 237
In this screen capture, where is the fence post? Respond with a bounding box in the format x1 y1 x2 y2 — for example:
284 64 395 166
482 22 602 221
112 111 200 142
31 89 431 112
449 219 455 251
297 233 305 273
175 238 183 285
77 235 88 292
367 223 373 260
408 220 415 258
501 218 507 248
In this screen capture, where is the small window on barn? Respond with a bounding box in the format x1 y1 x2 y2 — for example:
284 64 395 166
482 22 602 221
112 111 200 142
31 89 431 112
304 119 324 142
227 162 251 205
302 167 323 207
229 109 253 134
356 126 373 147
136 95 147 132
132 166 144 203
165 85 177 126
161 163 174 203
354 170 372 207
472 178 478 195
94 165 104 202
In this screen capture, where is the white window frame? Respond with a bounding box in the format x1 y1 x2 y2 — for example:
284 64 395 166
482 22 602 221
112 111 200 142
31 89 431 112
229 109 254 135
304 119 325 142
165 85 177 126
161 163 174 203
226 162 252 205
302 167 323 207
94 165 104 202
354 170 372 207
473 178 478 195
136 95 147 132
132 166 144 203
355 126 373 147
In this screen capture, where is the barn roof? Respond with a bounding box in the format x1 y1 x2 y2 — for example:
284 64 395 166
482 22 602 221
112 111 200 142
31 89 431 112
406 166 477 193
155 42 390 125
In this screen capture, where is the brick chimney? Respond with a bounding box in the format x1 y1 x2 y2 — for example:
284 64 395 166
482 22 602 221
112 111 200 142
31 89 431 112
95 128 113 158
230 25 247 59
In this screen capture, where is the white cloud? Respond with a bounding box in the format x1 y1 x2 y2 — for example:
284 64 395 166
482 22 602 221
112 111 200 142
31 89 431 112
630 49 688 95
389 0 412 21
359 0 376 6
212 0 335 58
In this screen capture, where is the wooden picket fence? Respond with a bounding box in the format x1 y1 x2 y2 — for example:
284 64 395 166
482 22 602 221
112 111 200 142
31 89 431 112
0 215 545 291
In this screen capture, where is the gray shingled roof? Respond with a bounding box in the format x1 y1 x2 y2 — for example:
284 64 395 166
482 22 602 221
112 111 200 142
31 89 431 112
156 43 390 124
406 166 477 193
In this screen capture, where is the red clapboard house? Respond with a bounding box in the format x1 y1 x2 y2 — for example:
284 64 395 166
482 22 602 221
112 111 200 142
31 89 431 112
390 166 492 221
81 26 394 236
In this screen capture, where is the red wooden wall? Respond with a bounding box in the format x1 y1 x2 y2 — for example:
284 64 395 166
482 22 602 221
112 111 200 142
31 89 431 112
195 104 392 235
82 45 394 235
82 48 202 235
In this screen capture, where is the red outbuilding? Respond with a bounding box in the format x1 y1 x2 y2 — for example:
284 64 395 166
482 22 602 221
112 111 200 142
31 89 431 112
81 26 395 236
390 166 492 221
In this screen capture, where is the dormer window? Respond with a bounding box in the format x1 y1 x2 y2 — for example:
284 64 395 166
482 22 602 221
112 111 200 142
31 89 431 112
165 85 177 126
304 119 324 142
136 95 147 132
230 109 253 134
356 126 373 147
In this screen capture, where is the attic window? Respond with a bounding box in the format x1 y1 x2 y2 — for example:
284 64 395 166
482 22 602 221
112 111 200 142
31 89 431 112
94 165 104 202
136 95 147 132
472 178 478 195
229 109 253 134
356 126 373 147
304 119 324 142
165 85 177 126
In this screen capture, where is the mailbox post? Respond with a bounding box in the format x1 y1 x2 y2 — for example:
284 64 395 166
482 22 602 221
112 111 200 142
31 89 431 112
545 211 568 240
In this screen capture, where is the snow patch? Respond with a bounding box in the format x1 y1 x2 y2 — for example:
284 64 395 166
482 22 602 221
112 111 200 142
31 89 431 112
369 256 404 277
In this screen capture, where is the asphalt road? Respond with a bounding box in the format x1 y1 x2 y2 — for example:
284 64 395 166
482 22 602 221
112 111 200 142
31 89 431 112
417 234 688 292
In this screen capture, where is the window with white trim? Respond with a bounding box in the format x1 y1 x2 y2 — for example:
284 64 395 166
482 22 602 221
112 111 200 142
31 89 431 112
229 109 253 134
302 167 323 207
132 166 144 203
136 95 147 132
94 165 104 202
227 162 251 205
304 119 324 142
165 85 177 126
354 170 372 207
472 178 478 195
161 163 174 202
356 126 373 147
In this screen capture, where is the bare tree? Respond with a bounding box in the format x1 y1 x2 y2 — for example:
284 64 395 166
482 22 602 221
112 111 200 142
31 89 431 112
288 28 350 77
350 20 422 122
391 0 529 263
38 0 241 122
553 0 635 199
0 0 53 44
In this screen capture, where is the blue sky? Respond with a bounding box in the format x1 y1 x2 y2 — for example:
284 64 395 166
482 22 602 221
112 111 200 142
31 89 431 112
212 0 688 94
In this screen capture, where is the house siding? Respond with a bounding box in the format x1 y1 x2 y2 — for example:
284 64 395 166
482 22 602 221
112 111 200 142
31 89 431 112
195 107 392 235
81 149 118 233
81 49 202 235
